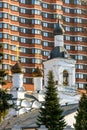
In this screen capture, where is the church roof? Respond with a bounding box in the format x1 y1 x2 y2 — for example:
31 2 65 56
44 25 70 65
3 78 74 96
54 20 64 35
11 61 23 74
49 46 70 59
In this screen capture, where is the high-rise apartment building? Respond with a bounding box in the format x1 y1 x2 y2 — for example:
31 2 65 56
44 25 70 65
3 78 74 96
0 0 87 91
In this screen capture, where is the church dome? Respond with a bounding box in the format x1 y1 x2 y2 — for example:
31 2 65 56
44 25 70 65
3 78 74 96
49 46 70 59
11 61 23 74
54 20 64 35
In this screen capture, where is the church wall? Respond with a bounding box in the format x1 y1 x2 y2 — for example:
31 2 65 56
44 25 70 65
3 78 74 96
12 73 23 88
43 58 76 88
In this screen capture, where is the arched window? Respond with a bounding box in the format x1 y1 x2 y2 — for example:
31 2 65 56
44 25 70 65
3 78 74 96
63 70 69 86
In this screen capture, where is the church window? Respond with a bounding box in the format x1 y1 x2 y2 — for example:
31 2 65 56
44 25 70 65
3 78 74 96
55 81 58 85
63 70 69 86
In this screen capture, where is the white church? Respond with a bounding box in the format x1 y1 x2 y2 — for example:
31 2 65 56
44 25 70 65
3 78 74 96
44 20 76 91
6 21 80 129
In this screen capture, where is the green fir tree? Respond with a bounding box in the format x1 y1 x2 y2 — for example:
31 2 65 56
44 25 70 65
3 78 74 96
0 43 7 86
37 70 66 130
74 94 87 130
0 89 13 122
0 43 13 122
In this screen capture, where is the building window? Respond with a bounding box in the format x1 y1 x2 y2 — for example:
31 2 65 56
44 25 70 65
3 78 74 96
42 3 48 8
65 8 70 13
20 18 26 23
78 83 84 88
4 43 8 49
74 27 82 32
32 29 41 34
66 45 70 50
74 18 82 23
11 15 18 21
65 36 70 41
20 57 26 63
43 41 48 46
32 0 40 5
20 28 26 33
32 58 41 64
75 55 83 60
53 14 61 19
76 64 83 69
76 0 81 5
32 19 41 24
4 75 8 80
64 0 70 4
32 39 41 44
43 32 48 37
3 64 8 70
11 25 18 31
11 45 16 51
43 51 49 56
3 3 8 8
3 13 8 18
0 13 2 18
0 33 2 38
3 23 8 28
74 9 82 14
76 73 83 79
4 54 9 59
32 48 41 54
63 70 69 86
20 8 26 14
0 23 2 28
11 36 18 41
20 37 26 43
75 36 82 42
76 46 83 51
20 47 26 53
32 9 41 15
42 12 48 18
42 22 48 27
19 0 26 4
53 4 61 10
11 55 16 61
0 2 2 7
65 26 70 31
65 17 70 22
23 78 26 83
11 5 18 11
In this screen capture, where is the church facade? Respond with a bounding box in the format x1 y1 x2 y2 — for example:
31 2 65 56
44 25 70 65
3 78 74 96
43 21 76 90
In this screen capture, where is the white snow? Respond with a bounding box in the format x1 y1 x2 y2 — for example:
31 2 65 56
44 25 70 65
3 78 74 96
64 112 77 128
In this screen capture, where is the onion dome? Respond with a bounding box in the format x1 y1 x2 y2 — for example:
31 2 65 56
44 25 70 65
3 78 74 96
11 61 23 74
49 46 70 59
32 67 43 77
54 20 64 35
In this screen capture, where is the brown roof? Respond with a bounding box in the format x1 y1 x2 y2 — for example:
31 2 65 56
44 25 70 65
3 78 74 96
11 61 23 74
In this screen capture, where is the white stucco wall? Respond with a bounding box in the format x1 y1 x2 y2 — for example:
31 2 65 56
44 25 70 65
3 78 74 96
12 73 23 88
43 58 76 88
34 77 43 91
54 35 64 47
11 90 25 99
